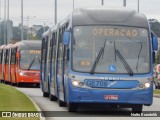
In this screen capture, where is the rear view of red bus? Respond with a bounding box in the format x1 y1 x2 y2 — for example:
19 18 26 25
10 40 41 87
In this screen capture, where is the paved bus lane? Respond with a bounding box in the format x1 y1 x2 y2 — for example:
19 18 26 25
16 87 160 120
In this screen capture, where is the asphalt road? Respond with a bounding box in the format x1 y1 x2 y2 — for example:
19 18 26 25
16 87 160 120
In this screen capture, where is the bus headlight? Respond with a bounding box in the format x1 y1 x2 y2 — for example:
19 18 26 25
72 80 79 86
71 80 84 87
138 82 151 89
19 71 26 76
144 82 150 88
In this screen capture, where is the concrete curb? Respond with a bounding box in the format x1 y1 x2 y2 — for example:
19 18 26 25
26 94 46 120
15 88 46 120
153 94 160 98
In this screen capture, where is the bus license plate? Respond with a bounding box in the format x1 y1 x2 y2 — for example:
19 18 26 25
104 95 118 100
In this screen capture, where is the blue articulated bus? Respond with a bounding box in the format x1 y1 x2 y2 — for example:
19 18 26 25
40 8 158 112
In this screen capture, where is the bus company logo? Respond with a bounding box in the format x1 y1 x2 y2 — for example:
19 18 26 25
2 112 11 117
1 112 41 118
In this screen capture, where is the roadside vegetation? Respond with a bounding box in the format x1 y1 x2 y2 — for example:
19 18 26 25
0 83 40 120
154 89 160 94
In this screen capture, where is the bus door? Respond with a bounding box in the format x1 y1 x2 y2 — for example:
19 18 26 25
50 32 57 96
4 49 9 83
0 48 3 81
57 26 68 102
41 37 49 93
10 48 17 84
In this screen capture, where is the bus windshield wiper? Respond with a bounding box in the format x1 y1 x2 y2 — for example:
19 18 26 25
90 39 107 74
115 49 134 76
27 57 36 71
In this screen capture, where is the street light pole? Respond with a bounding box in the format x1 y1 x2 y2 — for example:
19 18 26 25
26 16 36 40
7 0 9 43
7 0 9 20
55 0 57 25
102 0 104 6
4 0 6 44
138 0 139 13
73 0 74 10
21 0 23 40
123 0 126 7
0 0 1 45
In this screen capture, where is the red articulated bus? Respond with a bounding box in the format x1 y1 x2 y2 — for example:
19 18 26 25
0 40 41 87
0 45 6 83
3 44 13 84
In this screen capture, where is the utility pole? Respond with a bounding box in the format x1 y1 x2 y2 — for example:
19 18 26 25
0 0 1 21
123 0 126 7
21 0 23 40
7 0 9 44
0 0 1 45
102 0 104 6
138 0 139 13
44 22 45 33
73 0 74 10
55 0 57 24
0 0 1 44
7 0 9 19
4 0 6 44
26 16 36 40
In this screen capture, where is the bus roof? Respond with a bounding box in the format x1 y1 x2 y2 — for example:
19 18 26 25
4 44 12 50
72 8 148 28
0 45 6 50
11 40 41 50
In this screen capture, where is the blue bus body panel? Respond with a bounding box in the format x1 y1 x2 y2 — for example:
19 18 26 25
67 79 153 105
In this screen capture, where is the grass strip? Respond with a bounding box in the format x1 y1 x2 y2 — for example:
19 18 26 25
154 89 160 94
0 83 40 120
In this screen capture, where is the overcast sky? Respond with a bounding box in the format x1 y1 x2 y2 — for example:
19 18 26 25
0 0 160 26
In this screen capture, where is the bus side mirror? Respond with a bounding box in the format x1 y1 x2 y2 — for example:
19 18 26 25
152 36 158 51
63 31 70 46
16 52 20 58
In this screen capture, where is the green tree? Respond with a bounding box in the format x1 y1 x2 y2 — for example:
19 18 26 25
149 19 160 37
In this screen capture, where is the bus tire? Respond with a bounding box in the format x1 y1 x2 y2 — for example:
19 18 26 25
17 83 22 87
67 103 78 112
59 100 66 107
11 83 16 86
132 104 143 113
43 92 49 97
49 94 57 101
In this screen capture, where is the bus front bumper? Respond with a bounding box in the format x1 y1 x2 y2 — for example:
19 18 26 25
67 84 153 106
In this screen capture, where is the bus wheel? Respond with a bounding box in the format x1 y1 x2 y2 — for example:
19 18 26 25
43 92 49 97
11 83 16 86
36 84 40 88
67 103 78 112
17 83 22 87
132 104 143 113
49 94 57 101
58 100 66 107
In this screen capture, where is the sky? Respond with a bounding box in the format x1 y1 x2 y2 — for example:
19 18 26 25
0 0 160 27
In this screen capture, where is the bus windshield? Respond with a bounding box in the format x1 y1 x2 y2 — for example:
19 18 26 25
20 50 41 70
72 26 150 74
